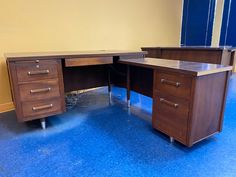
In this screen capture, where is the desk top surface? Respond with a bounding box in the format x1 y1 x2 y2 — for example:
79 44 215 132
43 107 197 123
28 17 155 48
141 46 234 51
119 58 233 76
5 50 147 61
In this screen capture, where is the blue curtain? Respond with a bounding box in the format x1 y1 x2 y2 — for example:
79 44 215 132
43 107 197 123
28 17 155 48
220 0 236 47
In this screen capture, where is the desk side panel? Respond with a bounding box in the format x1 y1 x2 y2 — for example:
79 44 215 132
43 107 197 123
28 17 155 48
111 54 152 97
189 72 228 145
7 61 23 118
221 50 232 65
111 64 153 98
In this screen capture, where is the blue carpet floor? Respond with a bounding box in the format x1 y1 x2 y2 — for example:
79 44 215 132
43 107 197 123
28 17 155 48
0 74 236 177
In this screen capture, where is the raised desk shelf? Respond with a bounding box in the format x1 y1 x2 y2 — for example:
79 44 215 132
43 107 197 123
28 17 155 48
141 46 234 66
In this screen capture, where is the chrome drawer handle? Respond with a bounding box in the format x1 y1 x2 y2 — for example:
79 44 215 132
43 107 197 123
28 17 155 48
28 70 49 75
160 98 179 108
30 87 51 94
161 79 180 87
32 104 53 111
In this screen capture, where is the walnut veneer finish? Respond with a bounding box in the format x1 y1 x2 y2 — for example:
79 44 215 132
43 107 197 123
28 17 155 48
6 51 232 147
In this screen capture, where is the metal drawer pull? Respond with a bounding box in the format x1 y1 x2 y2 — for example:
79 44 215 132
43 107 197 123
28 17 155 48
30 87 51 94
32 104 53 111
160 98 179 108
161 79 180 87
28 70 49 75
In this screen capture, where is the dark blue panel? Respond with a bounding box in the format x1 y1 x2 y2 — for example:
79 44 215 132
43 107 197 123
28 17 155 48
220 0 236 47
181 0 190 45
181 0 216 46
226 0 236 46
206 0 216 45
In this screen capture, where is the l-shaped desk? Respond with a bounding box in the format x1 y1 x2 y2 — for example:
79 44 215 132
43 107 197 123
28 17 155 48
6 51 232 147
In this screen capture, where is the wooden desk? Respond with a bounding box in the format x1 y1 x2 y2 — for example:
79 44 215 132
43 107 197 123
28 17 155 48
141 46 234 66
6 51 232 147
119 58 232 146
6 50 146 127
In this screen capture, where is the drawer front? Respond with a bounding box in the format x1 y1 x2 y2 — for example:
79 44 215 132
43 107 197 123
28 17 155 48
154 114 187 143
154 71 192 99
155 92 190 118
19 79 60 101
65 57 113 67
21 98 63 119
16 60 58 82
152 92 189 143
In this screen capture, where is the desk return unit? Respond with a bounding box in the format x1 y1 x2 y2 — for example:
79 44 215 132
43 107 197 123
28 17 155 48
119 58 232 146
6 51 232 147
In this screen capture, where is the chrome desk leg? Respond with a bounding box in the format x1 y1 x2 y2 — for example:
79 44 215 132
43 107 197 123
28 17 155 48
127 99 131 108
127 107 131 115
109 91 112 104
170 137 174 143
40 118 46 129
126 65 131 108
107 66 112 105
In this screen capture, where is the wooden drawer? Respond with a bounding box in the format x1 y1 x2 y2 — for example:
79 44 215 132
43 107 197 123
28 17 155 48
154 70 192 99
65 57 113 67
154 114 187 143
152 92 190 143
154 92 190 119
19 79 60 101
21 98 63 119
15 60 58 82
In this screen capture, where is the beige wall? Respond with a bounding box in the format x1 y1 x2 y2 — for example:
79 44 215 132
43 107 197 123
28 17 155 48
0 0 183 104
212 0 225 47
